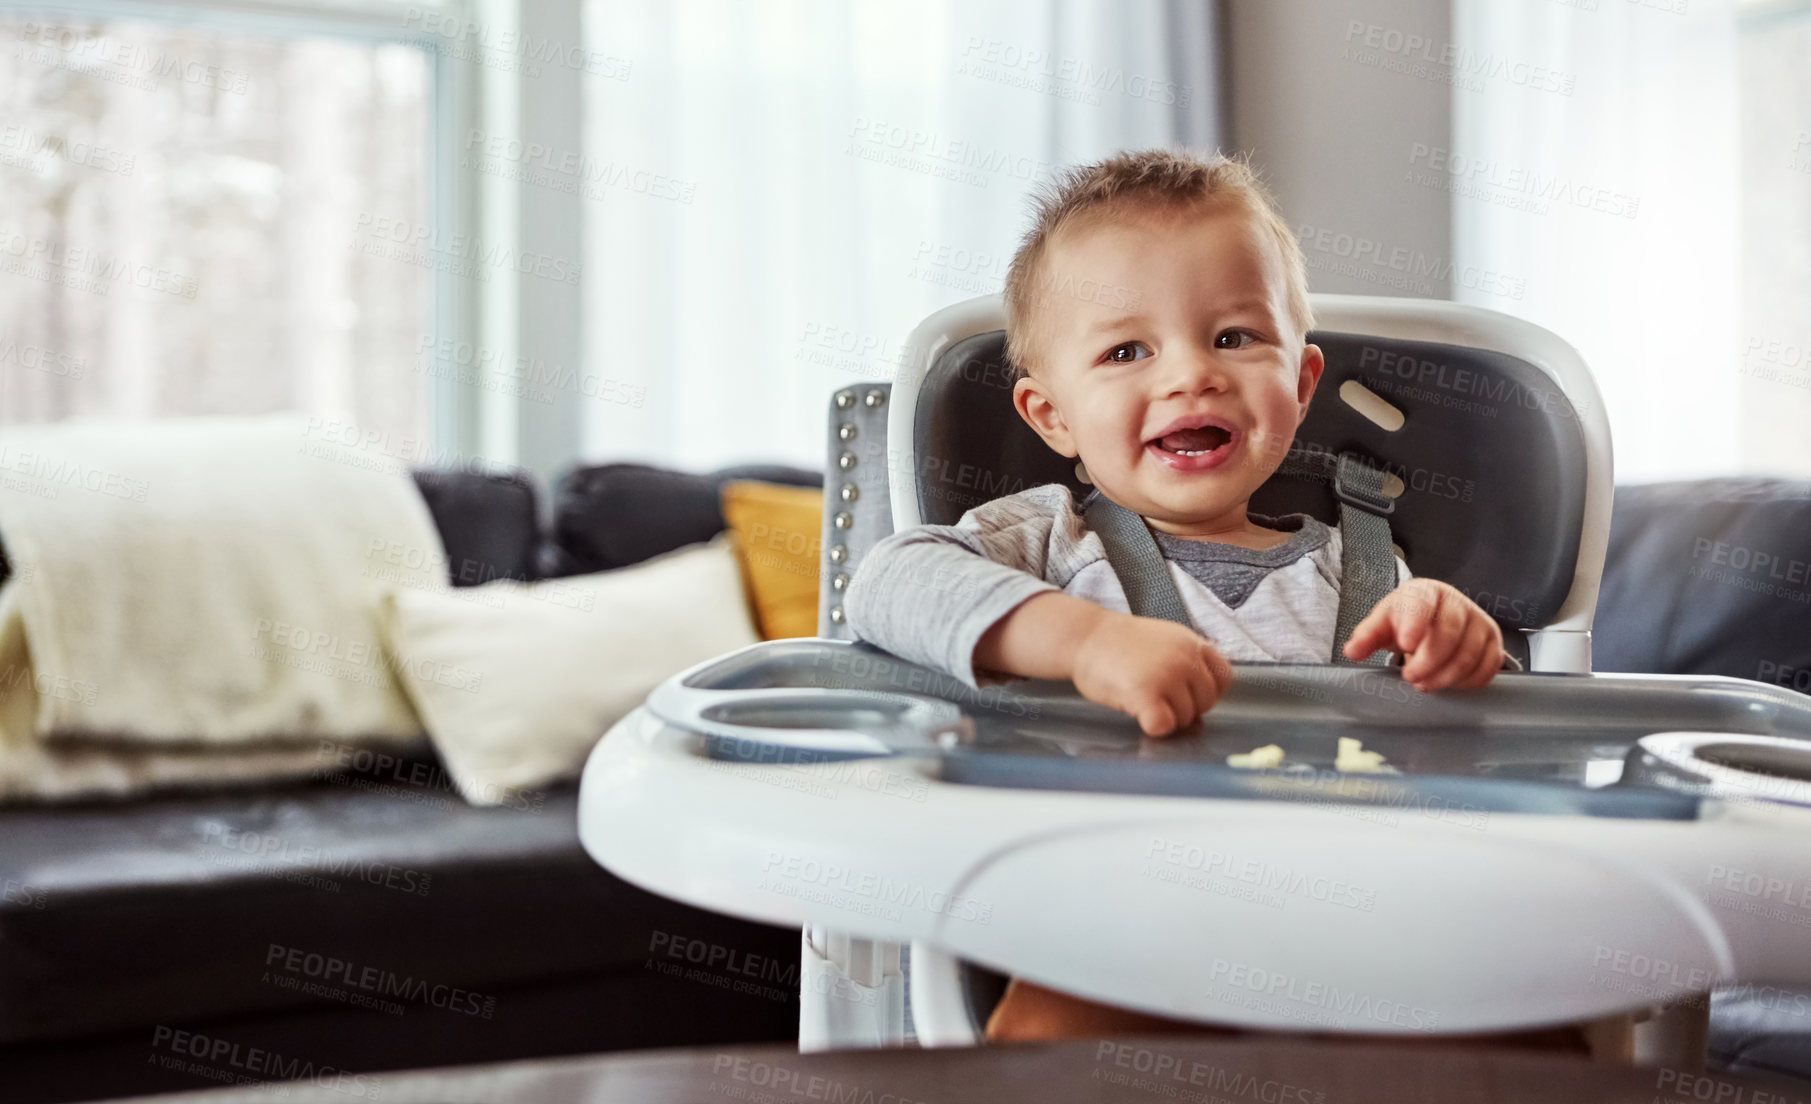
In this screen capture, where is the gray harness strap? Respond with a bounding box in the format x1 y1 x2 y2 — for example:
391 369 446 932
1081 493 1195 631
1083 450 1399 666
1274 451 1397 666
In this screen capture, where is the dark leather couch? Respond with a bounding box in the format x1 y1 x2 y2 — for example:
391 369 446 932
0 462 820 1104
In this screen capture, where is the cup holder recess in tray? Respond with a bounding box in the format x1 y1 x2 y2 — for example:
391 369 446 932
1635 732 1811 807
646 677 966 758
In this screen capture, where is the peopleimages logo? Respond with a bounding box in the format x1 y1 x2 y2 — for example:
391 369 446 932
1406 143 1639 219
760 852 992 925
1357 345 1581 419
0 124 136 178
1590 944 1714 996
149 1027 382 1098
1342 21 1576 95
461 128 695 204
1209 958 1440 1031
710 736 932 804
1691 538 1811 587
648 931 798 988
1092 1042 1327 1104
1144 836 1377 912
415 336 647 408
812 646 1042 721
710 1055 926 1104
314 739 546 813
0 336 85 378
0 227 197 299
1757 660 1811 695
0 661 100 707
1656 1068 1799 1104
15 23 252 93
1293 223 1525 299
844 118 1062 188
400 7 632 79
350 213 581 285
201 821 432 896
0 443 149 502
955 36 1191 107
249 618 484 694
264 944 495 1018
2 877 48 910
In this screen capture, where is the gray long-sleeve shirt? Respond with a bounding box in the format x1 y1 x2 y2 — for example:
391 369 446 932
843 483 1410 689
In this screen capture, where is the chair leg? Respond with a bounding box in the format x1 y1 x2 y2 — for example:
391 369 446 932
1631 999 1710 1066
1582 1012 1637 1063
798 926 906 1051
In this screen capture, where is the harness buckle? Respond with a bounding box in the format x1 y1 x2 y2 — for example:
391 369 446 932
1333 455 1395 517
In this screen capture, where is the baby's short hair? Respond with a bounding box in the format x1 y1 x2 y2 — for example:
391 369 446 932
1002 148 1312 379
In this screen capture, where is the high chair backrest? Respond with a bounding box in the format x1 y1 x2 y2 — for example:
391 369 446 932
818 294 1614 673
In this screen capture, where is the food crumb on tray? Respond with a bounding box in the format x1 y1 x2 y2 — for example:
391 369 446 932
1223 738 1400 774
1335 736 1400 774
1225 744 1285 769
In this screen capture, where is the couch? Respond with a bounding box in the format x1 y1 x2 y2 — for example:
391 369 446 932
0 461 820 1104
2 460 1808 1102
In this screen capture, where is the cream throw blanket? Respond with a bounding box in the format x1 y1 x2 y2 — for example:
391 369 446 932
0 415 445 800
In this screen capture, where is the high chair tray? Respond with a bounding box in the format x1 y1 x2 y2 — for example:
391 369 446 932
581 638 1811 1034
648 638 1811 818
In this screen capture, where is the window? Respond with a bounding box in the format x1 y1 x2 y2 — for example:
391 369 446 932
0 14 432 446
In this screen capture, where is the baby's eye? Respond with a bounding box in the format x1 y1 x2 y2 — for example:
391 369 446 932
1104 341 1152 364
1214 329 1260 350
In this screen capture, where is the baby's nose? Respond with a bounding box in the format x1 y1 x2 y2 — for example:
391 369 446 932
1164 346 1231 392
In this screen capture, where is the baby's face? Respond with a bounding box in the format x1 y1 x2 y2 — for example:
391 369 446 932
1012 202 1323 536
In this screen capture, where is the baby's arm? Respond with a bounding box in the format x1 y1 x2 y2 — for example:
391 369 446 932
841 485 1078 688
844 486 1232 735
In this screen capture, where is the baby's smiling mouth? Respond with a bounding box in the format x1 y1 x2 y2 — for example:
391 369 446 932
1144 414 1241 472
1151 425 1232 456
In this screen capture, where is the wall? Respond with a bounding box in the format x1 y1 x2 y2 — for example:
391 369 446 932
1223 0 1454 301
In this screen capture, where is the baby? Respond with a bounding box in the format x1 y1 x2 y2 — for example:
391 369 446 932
843 148 1526 1045
846 148 1507 733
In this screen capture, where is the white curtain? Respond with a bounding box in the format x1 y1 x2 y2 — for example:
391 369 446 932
581 0 1218 471
1451 0 1751 484
1732 6 1811 480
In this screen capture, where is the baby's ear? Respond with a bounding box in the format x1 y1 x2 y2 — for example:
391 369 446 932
1295 342 1326 416
1013 376 1077 457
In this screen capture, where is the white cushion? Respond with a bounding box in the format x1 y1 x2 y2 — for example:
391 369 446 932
380 534 759 805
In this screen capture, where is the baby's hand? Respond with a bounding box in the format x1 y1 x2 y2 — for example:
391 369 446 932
1071 612 1234 737
1341 578 1505 692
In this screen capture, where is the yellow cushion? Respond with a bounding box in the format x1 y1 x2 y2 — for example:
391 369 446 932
719 481 824 639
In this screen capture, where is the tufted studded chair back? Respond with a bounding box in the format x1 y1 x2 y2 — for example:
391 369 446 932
817 384 896 640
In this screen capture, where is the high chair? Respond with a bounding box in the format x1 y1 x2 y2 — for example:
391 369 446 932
577 294 1811 1058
